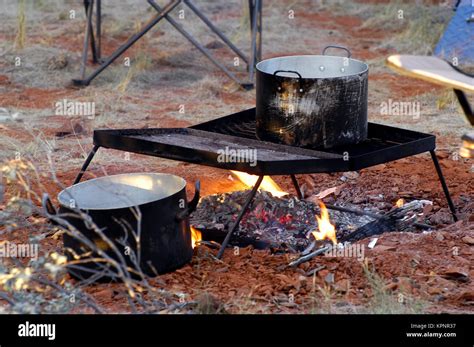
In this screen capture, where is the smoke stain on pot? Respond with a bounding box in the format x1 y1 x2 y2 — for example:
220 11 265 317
256 52 369 148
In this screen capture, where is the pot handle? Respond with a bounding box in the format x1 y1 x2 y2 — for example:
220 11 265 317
42 193 58 216
176 180 201 221
322 45 352 58
273 70 304 93
42 193 61 226
273 70 302 79
187 180 201 214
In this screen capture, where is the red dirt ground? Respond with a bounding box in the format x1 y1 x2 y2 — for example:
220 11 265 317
1 1 472 314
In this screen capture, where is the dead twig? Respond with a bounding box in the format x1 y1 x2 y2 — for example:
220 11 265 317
288 245 332 267
306 265 326 277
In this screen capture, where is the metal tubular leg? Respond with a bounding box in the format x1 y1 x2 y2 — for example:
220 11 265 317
83 0 99 63
217 175 264 259
247 0 260 82
290 174 304 200
96 0 102 61
430 150 458 222
184 0 248 65
74 145 100 185
148 0 245 87
248 0 254 69
79 0 94 79
73 0 181 86
256 0 262 63
453 89 474 126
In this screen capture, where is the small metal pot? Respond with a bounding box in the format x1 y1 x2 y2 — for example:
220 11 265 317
43 173 200 280
256 45 369 148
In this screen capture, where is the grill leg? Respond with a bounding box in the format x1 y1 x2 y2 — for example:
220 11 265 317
74 145 100 185
430 150 458 222
217 175 264 259
290 174 304 200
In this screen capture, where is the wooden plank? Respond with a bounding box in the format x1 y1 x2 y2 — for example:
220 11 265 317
386 55 474 93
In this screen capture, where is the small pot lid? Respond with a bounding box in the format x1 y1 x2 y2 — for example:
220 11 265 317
58 173 186 210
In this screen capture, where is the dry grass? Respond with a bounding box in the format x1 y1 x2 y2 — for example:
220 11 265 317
14 0 26 50
361 262 426 314
360 1 451 55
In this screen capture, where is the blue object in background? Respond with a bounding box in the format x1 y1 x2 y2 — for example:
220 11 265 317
434 0 474 65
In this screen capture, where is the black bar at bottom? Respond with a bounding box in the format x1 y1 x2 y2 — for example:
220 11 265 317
0 314 471 344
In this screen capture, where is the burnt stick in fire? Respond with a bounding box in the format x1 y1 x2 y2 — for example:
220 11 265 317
339 200 432 243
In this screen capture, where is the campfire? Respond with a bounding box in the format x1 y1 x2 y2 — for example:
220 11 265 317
191 170 433 259
232 172 339 245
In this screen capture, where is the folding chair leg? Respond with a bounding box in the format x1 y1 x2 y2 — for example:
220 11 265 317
79 0 94 79
83 0 100 63
248 0 260 82
184 0 248 65
256 0 262 63
73 0 181 86
96 0 102 61
148 0 248 88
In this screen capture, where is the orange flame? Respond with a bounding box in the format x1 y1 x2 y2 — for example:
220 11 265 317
230 171 288 198
395 198 404 208
312 202 337 245
190 226 202 249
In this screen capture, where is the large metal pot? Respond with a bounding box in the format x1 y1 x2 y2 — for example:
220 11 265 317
43 173 200 280
256 46 369 148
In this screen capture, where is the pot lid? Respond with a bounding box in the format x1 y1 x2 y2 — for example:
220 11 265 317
256 55 368 79
58 173 186 210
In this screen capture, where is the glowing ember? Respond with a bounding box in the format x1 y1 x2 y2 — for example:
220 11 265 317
396 198 405 208
230 171 288 198
312 202 337 245
190 226 202 249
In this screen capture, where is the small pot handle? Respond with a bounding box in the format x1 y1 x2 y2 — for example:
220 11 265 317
273 70 304 93
322 45 352 58
42 193 60 226
176 180 201 221
273 70 302 79
42 193 58 216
